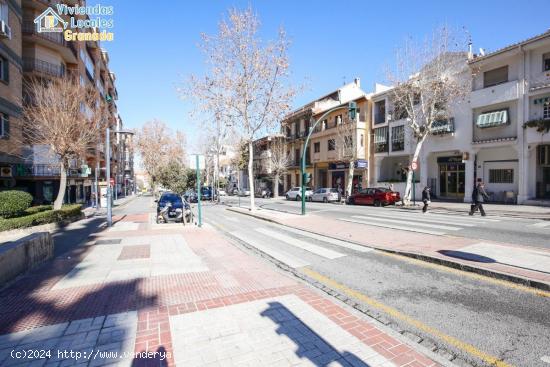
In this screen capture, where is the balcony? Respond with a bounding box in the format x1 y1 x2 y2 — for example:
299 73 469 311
530 72 550 92
470 80 519 109
22 21 77 63
23 58 65 78
431 118 455 135
13 164 89 178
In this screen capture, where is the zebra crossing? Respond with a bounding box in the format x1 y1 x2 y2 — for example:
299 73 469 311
337 209 502 236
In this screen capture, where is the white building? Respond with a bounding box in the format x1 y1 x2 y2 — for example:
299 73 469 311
370 31 550 205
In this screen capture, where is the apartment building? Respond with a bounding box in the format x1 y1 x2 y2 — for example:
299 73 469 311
0 0 23 189
251 134 285 194
281 79 367 193
469 30 550 203
0 0 125 205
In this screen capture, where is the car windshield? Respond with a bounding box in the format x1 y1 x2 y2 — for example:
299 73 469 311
161 194 182 205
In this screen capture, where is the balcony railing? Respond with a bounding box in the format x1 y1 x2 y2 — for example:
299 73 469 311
432 118 455 135
13 164 88 177
22 21 77 58
23 58 65 78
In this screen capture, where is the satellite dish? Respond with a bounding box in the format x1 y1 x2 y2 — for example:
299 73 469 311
479 48 486 56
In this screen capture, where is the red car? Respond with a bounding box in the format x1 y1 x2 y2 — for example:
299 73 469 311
347 187 400 206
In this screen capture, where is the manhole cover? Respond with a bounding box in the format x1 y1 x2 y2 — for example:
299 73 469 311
95 238 122 245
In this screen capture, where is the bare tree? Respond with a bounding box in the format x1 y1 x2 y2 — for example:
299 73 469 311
386 27 470 205
21 77 107 210
268 135 290 197
184 7 297 210
334 115 358 199
135 120 186 189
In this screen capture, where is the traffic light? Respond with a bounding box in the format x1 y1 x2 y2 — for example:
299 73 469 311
303 172 312 184
348 101 357 121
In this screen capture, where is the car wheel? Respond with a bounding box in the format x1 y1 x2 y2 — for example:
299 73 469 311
348 198 355 205
296 195 300 201
286 195 289 200
374 200 381 207
323 197 328 203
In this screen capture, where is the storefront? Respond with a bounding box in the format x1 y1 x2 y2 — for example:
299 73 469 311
537 144 550 199
437 156 465 199
329 160 367 195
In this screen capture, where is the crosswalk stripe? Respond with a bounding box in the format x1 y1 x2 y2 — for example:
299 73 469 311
424 210 501 221
529 222 550 228
281 226 373 253
229 231 309 268
351 215 461 231
338 218 446 236
255 228 345 259
349 211 478 227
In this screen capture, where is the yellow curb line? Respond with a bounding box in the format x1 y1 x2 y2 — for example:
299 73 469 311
301 267 514 367
377 251 550 298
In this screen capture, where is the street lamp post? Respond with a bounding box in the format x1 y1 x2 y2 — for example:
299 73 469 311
300 102 357 215
105 127 112 227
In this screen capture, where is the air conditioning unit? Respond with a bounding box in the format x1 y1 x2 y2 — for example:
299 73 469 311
0 20 11 39
0 166 12 177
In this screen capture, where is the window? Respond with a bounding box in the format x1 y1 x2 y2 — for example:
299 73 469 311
483 66 508 88
477 109 509 128
314 142 320 153
336 115 342 125
328 139 336 151
0 56 8 83
391 126 404 151
360 134 364 147
544 53 550 72
432 118 455 135
0 113 8 138
374 126 388 153
544 103 550 120
80 48 95 80
0 1 8 24
489 169 514 184
374 100 386 124
344 135 353 146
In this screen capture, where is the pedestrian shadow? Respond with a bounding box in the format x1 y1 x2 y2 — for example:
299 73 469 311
260 302 370 366
437 250 495 263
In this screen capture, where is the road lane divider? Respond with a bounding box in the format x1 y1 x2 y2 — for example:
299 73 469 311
301 267 514 367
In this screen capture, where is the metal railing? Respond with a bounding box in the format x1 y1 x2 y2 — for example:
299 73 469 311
23 58 65 78
22 21 77 58
13 164 86 177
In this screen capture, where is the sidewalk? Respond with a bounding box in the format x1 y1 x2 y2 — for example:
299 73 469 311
0 210 444 366
227 207 550 291
83 194 138 218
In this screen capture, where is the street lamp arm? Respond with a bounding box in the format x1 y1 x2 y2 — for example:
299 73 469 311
300 104 353 215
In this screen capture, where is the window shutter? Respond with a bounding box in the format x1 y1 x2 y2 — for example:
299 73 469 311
3 58 8 83
3 115 9 138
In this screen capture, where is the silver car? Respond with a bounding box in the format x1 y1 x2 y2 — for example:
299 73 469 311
310 188 340 202
285 186 313 201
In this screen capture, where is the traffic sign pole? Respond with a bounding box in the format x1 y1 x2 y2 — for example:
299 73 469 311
196 154 202 228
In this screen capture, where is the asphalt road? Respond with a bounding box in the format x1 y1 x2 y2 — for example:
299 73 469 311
220 196 550 250
204 203 550 367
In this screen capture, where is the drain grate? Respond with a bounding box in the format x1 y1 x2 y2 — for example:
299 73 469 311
95 238 122 245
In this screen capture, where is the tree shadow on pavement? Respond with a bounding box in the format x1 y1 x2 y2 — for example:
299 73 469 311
261 301 370 367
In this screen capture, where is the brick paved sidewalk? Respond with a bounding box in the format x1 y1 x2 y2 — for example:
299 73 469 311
228 207 550 289
0 212 442 366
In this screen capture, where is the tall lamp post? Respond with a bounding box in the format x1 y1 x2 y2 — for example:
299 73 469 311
300 102 357 215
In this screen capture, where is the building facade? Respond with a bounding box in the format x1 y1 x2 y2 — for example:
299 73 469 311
0 0 128 205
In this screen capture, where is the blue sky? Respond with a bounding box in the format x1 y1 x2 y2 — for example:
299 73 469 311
92 0 549 149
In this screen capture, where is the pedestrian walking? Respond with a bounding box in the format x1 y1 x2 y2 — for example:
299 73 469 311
421 186 431 213
469 179 489 216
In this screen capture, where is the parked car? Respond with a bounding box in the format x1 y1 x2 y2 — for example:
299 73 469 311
310 188 340 203
155 192 190 223
201 186 217 201
218 189 227 196
184 190 197 203
347 187 400 206
255 187 272 198
238 189 251 196
285 186 313 201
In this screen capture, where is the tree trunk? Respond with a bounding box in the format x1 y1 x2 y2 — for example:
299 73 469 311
273 174 279 198
345 163 355 204
54 159 67 210
403 134 427 206
248 140 255 210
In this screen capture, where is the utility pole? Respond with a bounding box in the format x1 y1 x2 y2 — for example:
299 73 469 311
195 154 202 227
106 127 112 227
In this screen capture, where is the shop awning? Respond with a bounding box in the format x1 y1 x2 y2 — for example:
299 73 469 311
477 110 508 128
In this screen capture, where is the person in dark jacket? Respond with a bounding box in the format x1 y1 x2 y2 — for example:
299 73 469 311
422 186 431 213
469 179 489 216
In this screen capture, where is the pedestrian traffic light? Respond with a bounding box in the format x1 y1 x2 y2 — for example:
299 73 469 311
348 101 357 121
303 172 312 184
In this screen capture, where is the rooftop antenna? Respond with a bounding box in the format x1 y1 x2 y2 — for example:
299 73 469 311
479 48 486 56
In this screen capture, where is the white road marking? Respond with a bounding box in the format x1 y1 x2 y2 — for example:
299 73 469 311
338 218 446 236
229 231 310 268
281 226 373 253
351 215 461 231
529 221 550 228
458 243 550 273
222 215 239 222
541 355 550 364
350 211 478 227
255 228 345 259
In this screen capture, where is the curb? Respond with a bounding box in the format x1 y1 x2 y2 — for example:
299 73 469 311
209 219 465 367
225 207 550 292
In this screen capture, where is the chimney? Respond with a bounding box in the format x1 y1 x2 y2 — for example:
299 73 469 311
354 77 360 88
